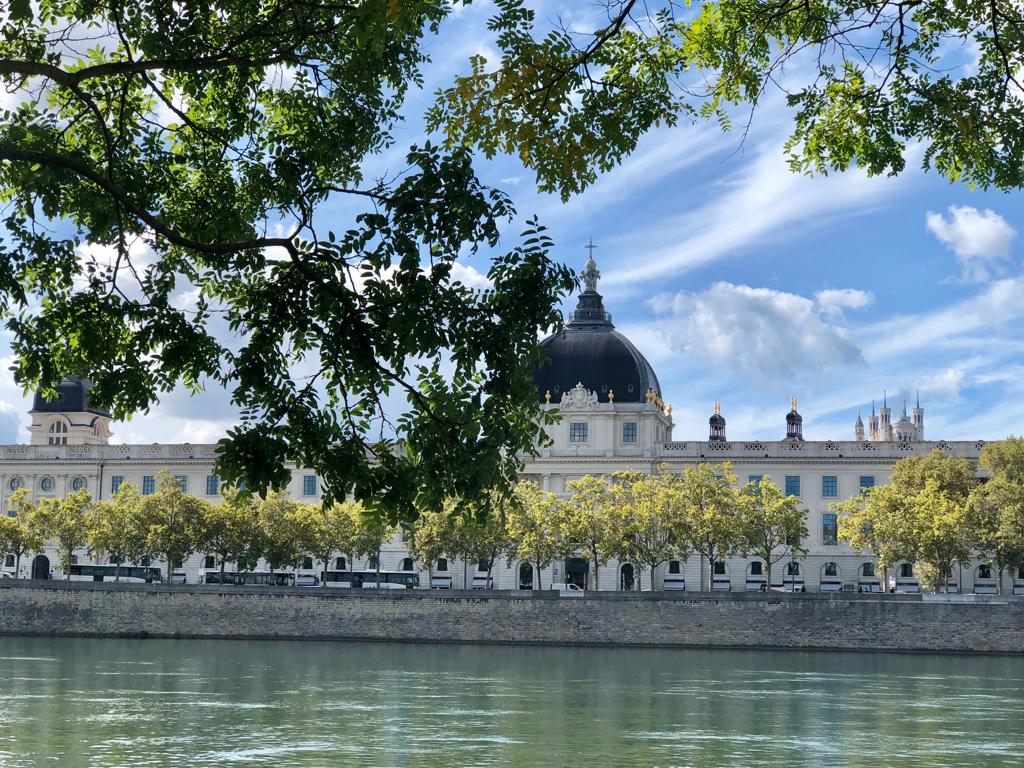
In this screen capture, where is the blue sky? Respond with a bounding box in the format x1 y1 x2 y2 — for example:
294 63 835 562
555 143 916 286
1 0 1022 445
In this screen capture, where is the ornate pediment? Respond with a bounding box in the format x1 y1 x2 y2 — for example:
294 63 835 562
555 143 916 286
560 382 599 409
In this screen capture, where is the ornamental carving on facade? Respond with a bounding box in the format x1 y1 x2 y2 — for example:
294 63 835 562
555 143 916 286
559 382 599 409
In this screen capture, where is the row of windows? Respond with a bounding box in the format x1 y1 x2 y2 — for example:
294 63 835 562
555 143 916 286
109 474 318 497
751 475 876 498
8 476 87 493
568 422 639 444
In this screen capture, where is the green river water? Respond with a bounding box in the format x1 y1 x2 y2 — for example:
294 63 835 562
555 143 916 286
0 637 1022 766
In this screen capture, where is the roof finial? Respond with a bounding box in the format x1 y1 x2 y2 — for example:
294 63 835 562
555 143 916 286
582 240 600 292
790 396 798 412
872 399 876 416
714 401 721 415
883 389 887 408
916 389 920 409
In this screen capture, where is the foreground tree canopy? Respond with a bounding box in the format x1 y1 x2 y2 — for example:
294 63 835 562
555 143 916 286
1 1 1018 520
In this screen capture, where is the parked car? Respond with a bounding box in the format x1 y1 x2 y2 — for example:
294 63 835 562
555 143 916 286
0 572 13 579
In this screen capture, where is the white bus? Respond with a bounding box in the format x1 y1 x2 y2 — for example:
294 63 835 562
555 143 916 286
202 571 295 587
68 564 163 583
322 570 420 590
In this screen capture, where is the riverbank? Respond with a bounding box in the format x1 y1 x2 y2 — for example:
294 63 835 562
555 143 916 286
2 581 1023 654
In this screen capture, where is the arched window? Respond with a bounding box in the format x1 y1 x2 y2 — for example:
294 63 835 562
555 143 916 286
8 477 22 492
823 562 839 577
668 560 681 574
368 556 379 569
302 556 313 570
899 562 914 578
401 557 414 571
620 563 635 591
977 564 993 580
712 561 727 575
748 561 763 576
861 562 876 578
518 562 534 590
203 555 215 569
48 420 69 446
71 477 86 491
786 562 801 576
4 554 13 567
40 477 55 492
436 558 448 572
335 556 347 570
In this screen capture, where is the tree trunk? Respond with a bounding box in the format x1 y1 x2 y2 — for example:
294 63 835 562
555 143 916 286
998 564 1005 595
166 557 173 584
535 560 543 590
705 552 712 593
651 564 658 592
221 557 226 578
320 554 329 587
765 562 772 592
115 560 121 582
590 543 599 591
14 553 20 580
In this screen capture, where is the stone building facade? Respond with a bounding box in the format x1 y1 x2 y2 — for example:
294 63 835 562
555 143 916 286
2 260 1019 595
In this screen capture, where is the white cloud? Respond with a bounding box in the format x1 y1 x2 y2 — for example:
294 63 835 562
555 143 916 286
650 282 863 376
925 205 1016 282
449 262 492 290
815 288 873 316
915 368 965 401
602 136 902 286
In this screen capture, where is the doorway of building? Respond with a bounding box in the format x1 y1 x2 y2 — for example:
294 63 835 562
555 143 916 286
31 554 50 580
620 563 635 591
518 562 534 590
565 557 588 589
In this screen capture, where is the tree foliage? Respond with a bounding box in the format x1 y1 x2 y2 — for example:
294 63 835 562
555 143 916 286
738 477 808 588
86 482 147 580
432 0 1024 196
0 490 44 578
0 0 573 523
672 462 743 591
34 488 93 578
139 470 209 581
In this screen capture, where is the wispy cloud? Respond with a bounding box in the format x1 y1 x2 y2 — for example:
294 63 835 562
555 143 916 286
926 205 1016 282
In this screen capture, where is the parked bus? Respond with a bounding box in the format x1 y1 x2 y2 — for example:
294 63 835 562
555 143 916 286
202 571 295 587
322 570 420 589
68 564 163 583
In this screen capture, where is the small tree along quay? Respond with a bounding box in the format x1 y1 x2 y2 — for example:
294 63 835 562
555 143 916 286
738 478 808 590
0 490 44 579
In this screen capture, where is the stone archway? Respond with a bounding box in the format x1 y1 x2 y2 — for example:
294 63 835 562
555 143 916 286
620 563 635 591
518 562 534 590
31 554 50 580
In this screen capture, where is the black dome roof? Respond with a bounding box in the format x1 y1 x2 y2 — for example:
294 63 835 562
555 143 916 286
710 412 726 427
534 267 661 404
32 375 109 416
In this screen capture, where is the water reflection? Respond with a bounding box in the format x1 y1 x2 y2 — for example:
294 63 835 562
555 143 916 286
0 638 1022 766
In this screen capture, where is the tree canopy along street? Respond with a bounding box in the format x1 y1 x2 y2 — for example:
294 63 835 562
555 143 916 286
1 0 1020 521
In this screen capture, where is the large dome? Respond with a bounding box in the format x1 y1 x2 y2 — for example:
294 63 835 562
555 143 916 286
31 374 110 416
534 260 661 404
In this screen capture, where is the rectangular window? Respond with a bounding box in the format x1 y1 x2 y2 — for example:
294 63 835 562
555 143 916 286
785 475 800 497
822 513 838 545
175 475 188 492
111 475 124 494
747 475 763 493
822 475 838 497
713 561 726 575
859 475 875 489
206 475 219 496
569 422 588 443
863 562 876 578
142 475 155 495
749 561 763 576
302 475 317 496
622 422 637 443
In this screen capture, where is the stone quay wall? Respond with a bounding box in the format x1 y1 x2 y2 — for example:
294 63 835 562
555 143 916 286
2 581 1023 654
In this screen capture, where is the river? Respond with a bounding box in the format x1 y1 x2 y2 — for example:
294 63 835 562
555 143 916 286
0 637 1022 766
